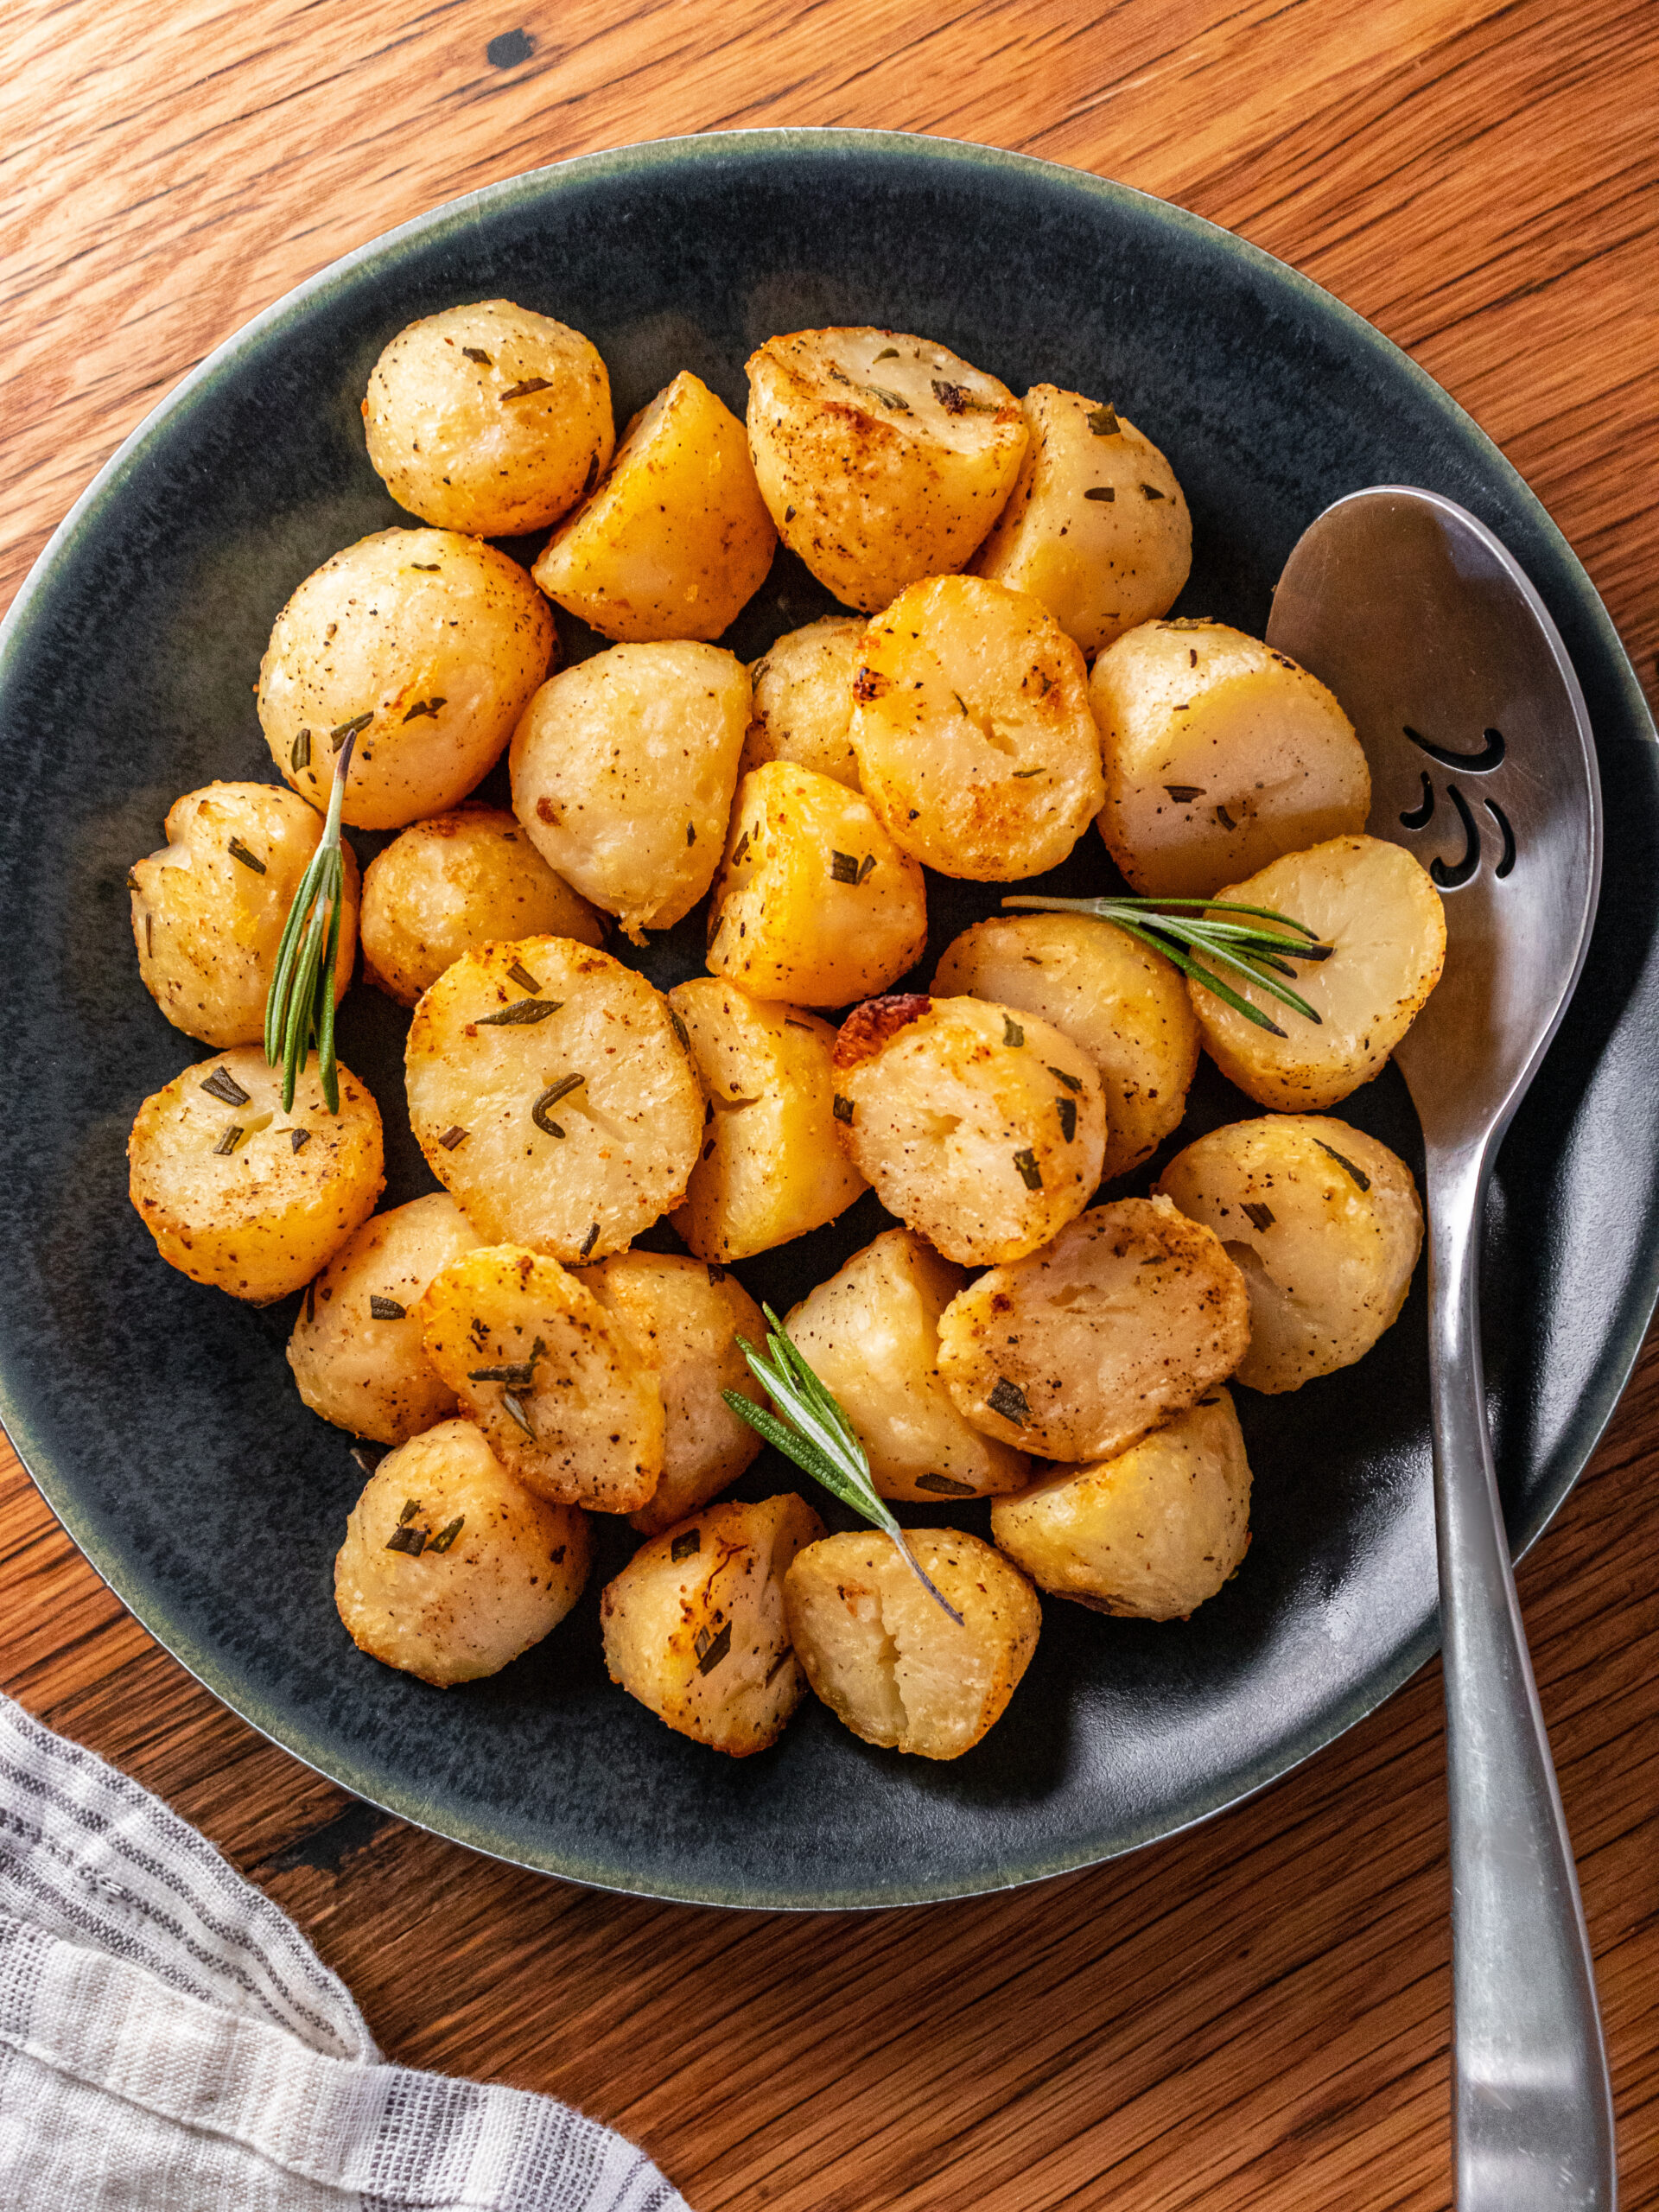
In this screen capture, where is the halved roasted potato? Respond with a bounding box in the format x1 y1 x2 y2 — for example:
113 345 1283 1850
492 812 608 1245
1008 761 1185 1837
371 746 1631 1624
1156 1116 1424 1392
746 326 1027 612
601 1494 825 1756
849 575 1103 880
334 1420 590 1685
931 912 1198 1181
740 616 865 789
667 979 868 1262
832 994 1105 1266
1091 620 1371 898
415 1244 664 1512
128 1047 385 1304
404 937 703 1263
785 1528 1040 1759
936 1195 1250 1461
1191 836 1446 1110
706 762 927 1007
990 1389 1250 1620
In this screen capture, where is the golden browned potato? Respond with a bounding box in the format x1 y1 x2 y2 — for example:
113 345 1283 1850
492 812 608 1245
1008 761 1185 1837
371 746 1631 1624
286 1192 481 1443
936 1196 1250 1460
990 1389 1250 1620
509 642 749 942
849 575 1103 880
257 528 554 832
532 372 775 641
404 937 703 1263
1091 620 1370 898
931 912 1198 1182
831 994 1106 1266
334 1420 590 1685
130 782 359 1050
705 762 927 1007
1190 836 1447 1110
970 388 1191 654
667 979 868 1263
361 299 613 538
128 1048 384 1304
415 1244 664 1512
583 1252 767 1536
359 807 602 1006
601 1494 825 1756
785 1529 1040 1759
783 1230 1029 1501
740 616 865 788
746 327 1027 612
1156 1116 1424 1393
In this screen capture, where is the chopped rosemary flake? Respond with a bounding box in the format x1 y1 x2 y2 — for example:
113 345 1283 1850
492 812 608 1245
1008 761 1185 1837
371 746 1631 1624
227 837 266 874
829 849 860 885
1317 1141 1371 1192
667 1007 690 1050
398 1497 421 1525
1241 1202 1275 1232
350 1443 385 1476
1002 1015 1025 1048
671 1529 702 1562
1013 1147 1043 1190
290 728 312 772
931 378 995 416
410 563 441 571
579 1222 600 1258
832 1094 854 1124
401 696 446 722
462 346 492 363
506 960 543 994
857 853 876 884
467 1337 545 1389
1216 804 1238 831
865 384 912 412
1083 486 1116 503
502 1389 536 1437
695 1620 734 1674
369 1295 407 1320
329 711 372 748
289 1128 311 1153
1055 1095 1077 1142
1161 617 1211 629
988 1376 1030 1425
532 1072 586 1136
874 346 899 360
1012 767 1044 778
385 1523 427 1556
686 822 696 845
732 829 751 866
500 376 553 400
479 997 564 1026
1141 483 1166 501
1087 403 1122 435
429 1516 465 1554
200 1067 251 1108
1164 784 1205 804
1049 1065 1084 1091
213 1124 244 1156
915 1472 977 1497
438 1125 468 1150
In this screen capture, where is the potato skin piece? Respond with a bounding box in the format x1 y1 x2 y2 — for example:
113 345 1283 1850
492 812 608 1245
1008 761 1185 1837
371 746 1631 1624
667 979 868 1263
257 528 555 832
128 1048 385 1304
746 326 1028 613
833 994 1106 1266
130 782 359 1049
360 807 602 1007
706 762 928 1007
1156 1116 1424 1393
931 912 1198 1182
362 299 614 538
741 617 865 789
602 1494 825 1757
990 1389 1250 1621
532 372 775 642
850 575 1104 881
936 1195 1250 1461
785 1529 1040 1759
334 1421 590 1685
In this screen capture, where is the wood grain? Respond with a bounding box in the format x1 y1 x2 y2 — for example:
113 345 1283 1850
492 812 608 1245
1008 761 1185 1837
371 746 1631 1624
3 3 1657 2205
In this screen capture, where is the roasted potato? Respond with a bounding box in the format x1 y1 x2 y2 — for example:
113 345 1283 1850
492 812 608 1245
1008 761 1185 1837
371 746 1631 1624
1191 836 1447 1110
831 994 1106 1266
970 387 1191 654
784 1230 1029 1501
405 937 703 1263
667 980 868 1262
415 1244 664 1512
257 528 555 832
785 1529 1040 1759
936 1195 1250 1460
360 807 601 1007
584 1252 768 1536
746 327 1027 612
1156 1116 1424 1393
706 762 927 1007
532 372 775 641
362 299 613 538
128 1048 384 1304
510 642 749 942
601 1494 825 1756
740 616 865 788
334 1420 590 1685
849 575 1103 880
931 912 1198 1181
991 1389 1250 1620
286 1192 480 1443
130 782 359 1050
1092 620 1370 898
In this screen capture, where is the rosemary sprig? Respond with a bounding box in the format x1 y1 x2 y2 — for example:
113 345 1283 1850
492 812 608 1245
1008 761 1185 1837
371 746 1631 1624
1002 893 1329 1038
264 730 356 1112
723 1307 964 1626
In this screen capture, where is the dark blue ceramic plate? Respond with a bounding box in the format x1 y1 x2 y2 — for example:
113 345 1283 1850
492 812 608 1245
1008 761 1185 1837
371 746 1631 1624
1 131 1655 1909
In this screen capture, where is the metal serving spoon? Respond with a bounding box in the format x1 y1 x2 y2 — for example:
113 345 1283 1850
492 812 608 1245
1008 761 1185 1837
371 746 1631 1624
1268 486 1613 2209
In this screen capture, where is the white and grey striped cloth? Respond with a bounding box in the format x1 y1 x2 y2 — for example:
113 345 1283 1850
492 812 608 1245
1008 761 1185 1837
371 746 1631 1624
0 1693 690 2209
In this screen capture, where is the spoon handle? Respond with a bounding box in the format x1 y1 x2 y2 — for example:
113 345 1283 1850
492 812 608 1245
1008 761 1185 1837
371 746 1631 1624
1427 1144 1616 2210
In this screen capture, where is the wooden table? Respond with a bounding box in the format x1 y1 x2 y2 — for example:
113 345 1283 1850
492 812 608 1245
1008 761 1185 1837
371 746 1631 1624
4 3 1657 2204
